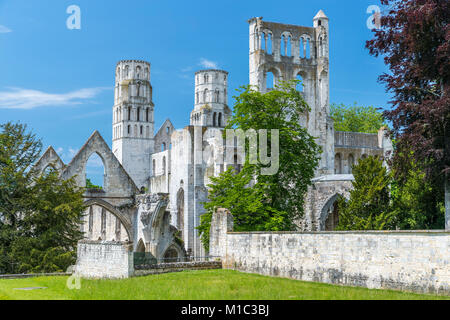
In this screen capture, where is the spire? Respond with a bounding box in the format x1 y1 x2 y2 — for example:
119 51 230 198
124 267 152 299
314 9 328 20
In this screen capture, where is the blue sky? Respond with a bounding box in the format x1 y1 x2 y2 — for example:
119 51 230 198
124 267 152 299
0 0 390 184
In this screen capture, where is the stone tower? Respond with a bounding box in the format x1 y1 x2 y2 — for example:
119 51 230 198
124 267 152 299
248 10 334 174
191 69 231 128
112 60 155 189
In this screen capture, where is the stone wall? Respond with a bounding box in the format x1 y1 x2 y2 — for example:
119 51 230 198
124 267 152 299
74 240 134 279
210 209 450 295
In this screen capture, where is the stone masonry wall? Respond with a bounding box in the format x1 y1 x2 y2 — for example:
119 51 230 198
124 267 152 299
210 209 450 295
75 240 134 279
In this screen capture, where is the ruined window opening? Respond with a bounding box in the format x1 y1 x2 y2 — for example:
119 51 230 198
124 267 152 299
218 113 222 127
128 107 131 120
267 33 272 54
318 20 322 26
296 74 304 92
86 152 105 189
127 125 131 135
146 108 149 122
266 71 275 91
137 107 140 121
306 38 311 59
140 125 143 135
166 127 170 134
162 143 166 151
213 112 217 127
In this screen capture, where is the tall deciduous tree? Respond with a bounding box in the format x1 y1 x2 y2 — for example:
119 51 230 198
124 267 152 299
366 0 450 229
198 80 321 250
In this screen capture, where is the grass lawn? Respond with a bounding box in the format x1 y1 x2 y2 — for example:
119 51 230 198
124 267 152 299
0 269 447 300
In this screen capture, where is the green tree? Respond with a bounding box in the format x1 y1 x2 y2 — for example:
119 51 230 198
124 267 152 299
330 103 386 133
198 80 321 250
86 178 102 190
0 122 85 274
336 156 395 230
390 151 445 230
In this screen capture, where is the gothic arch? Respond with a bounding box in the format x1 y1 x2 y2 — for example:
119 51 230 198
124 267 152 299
319 193 341 231
136 238 146 252
162 242 185 262
83 198 133 240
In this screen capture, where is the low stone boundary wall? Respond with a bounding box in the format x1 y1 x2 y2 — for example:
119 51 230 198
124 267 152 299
210 209 450 295
134 261 222 277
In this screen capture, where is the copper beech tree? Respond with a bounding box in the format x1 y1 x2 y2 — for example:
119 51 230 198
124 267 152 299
366 0 450 228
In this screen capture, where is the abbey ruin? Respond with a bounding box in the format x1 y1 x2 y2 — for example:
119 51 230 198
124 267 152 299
35 11 394 261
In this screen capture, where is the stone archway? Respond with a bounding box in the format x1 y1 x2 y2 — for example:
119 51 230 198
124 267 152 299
83 198 133 241
136 239 146 252
320 194 341 231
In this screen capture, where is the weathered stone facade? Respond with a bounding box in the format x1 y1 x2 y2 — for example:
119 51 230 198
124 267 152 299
210 209 450 295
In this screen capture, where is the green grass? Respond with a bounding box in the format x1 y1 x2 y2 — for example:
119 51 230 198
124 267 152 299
0 269 447 300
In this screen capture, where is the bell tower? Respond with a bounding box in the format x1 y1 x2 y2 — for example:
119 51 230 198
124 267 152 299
112 60 155 189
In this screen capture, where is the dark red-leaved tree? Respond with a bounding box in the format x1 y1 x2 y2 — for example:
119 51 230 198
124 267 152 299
366 0 450 229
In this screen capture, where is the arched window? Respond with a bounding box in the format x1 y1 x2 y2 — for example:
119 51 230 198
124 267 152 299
146 108 149 122
348 154 355 174
267 33 272 54
125 65 129 77
296 73 304 92
137 107 140 121
266 71 275 91
127 125 131 135
128 107 131 121
86 152 105 190
213 112 217 127
166 127 170 134
136 66 141 79
306 38 311 59
204 74 208 83
140 125 143 135
162 143 166 151
215 89 220 103
218 113 222 127
335 153 342 174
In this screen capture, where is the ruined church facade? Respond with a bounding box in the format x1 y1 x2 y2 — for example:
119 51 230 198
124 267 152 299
35 10 392 259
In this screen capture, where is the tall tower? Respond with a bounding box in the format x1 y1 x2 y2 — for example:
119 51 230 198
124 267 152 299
248 10 334 175
112 60 155 189
191 69 231 127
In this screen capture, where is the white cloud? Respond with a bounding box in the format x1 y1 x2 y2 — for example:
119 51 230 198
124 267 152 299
0 87 110 109
199 58 218 69
0 25 12 33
